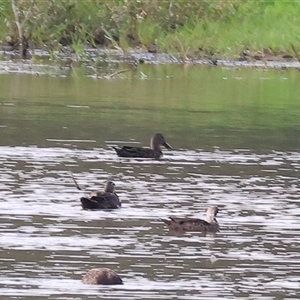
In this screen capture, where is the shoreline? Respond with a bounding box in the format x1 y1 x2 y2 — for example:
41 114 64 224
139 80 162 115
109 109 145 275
1 1 300 72
0 47 300 69
0 47 300 77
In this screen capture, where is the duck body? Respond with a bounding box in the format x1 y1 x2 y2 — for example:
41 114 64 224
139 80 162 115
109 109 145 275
82 268 123 285
80 193 120 210
113 145 162 159
113 133 172 159
162 217 219 232
161 206 219 233
80 181 121 210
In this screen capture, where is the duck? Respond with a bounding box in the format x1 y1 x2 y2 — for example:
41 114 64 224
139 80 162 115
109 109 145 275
112 133 172 159
80 181 121 210
82 267 123 285
161 206 219 233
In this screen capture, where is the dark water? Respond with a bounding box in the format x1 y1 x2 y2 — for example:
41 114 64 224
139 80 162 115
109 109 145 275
0 64 300 299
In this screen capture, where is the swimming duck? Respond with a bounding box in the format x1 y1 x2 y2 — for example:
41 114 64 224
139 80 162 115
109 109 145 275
112 133 172 159
161 206 219 232
82 267 123 285
80 181 121 210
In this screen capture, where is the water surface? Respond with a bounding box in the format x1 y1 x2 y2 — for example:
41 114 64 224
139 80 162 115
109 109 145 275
0 65 300 299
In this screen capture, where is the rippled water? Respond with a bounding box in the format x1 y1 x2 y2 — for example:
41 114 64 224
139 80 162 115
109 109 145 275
1 143 300 299
1 65 300 299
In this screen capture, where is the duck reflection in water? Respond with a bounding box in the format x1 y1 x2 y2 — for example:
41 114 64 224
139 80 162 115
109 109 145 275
161 206 219 233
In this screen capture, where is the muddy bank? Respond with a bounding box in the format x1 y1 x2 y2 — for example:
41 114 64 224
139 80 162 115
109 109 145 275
0 47 299 77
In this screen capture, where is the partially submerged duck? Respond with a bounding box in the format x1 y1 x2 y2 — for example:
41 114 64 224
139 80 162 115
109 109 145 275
80 181 121 210
161 206 219 233
112 133 172 159
82 267 123 285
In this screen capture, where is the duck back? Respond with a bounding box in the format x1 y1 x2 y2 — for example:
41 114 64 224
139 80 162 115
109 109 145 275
81 192 120 210
83 268 123 285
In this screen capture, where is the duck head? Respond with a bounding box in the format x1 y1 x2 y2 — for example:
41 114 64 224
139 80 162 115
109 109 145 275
104 181 115 193
206 206 219 223
150 133 172 152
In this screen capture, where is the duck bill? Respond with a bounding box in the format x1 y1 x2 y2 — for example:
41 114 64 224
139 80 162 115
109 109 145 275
163 141 172 149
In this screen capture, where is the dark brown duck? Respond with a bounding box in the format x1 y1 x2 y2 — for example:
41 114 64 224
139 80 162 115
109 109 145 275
82 267 123 285
112 133 172 159
80 181 121 210
161 206 219 233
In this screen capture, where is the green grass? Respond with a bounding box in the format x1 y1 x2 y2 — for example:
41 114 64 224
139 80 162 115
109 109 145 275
0 0 300 59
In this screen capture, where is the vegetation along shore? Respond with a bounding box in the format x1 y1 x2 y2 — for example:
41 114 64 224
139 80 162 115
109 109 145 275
0 0 300 63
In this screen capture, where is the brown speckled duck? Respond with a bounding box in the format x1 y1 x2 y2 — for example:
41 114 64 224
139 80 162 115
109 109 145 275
80 181 121 210
112 133 172 159
82 267 123 285
161 206 219 233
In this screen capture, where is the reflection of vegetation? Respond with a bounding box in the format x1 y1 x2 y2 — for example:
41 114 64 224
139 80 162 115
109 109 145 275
1 65 300 152
0 0 300 59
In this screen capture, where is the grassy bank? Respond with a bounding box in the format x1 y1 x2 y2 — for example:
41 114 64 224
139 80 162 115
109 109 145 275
0 0 300 60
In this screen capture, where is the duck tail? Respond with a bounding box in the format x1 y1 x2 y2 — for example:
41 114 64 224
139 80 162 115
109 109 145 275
112 146 120 154
160 217 172 226
80 197 98 210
